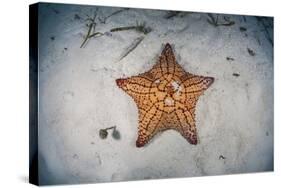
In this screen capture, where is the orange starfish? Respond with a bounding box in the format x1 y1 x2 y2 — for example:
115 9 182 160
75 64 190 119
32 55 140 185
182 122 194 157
116 43 214 147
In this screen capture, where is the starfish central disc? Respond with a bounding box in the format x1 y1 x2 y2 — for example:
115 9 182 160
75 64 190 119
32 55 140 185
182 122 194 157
116 43 214 147
149 75 185 114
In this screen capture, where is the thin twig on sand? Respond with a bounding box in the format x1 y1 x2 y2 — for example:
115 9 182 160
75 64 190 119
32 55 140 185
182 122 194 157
80 22 94 48
99 8 129 24
110 22 152 34
207 13 235 27
110 26 136 32
119 36 144 61
80 10 100 48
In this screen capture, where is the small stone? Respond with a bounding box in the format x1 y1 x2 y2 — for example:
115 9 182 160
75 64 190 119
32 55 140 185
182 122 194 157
226 57 234 61
99 129 108 139
239 27 247 32
247 48 256 56
74 14 81 20
232 73 240 77
112 129 121 140
104 32 112 37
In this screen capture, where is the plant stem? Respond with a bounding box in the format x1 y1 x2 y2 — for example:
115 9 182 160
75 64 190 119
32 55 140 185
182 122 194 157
110 26 137 32
119 36 144 61
88 32 104 38
104 126 116 131
80 22 94 48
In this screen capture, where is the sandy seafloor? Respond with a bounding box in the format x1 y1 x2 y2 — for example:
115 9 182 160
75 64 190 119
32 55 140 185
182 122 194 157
35 3 273 185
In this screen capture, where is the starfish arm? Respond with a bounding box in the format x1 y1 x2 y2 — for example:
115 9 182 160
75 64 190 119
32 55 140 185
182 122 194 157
175 108 198 144
150 43 187 79
182 76 214 116
183 75 214 96
159 43 177 75
136 105 163 147
116 75 153 97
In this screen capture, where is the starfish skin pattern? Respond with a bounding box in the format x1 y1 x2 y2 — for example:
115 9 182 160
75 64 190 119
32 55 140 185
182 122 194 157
116 43 214 147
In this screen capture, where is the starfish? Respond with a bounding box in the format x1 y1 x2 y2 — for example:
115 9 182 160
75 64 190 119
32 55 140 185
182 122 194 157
116 43 214 147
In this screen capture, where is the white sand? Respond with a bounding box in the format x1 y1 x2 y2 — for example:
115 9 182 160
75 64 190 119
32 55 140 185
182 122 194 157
36 3 273 185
